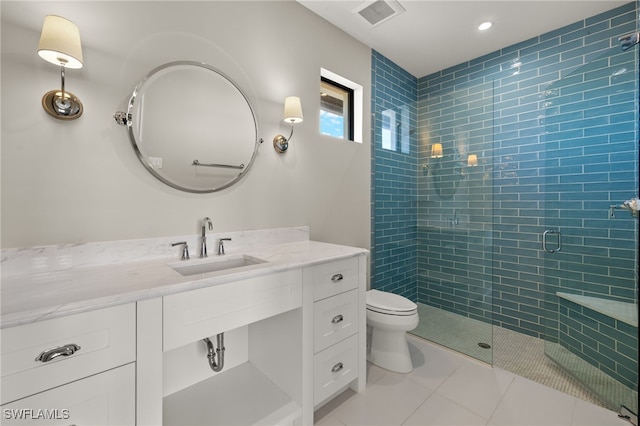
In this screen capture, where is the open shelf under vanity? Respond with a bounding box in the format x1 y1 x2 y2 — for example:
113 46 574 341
161 306 303 426
163 362 301 426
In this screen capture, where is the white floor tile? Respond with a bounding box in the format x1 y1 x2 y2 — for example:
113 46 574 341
366 362 387 386
407 336 463 391
403 392 489 426
317 338 632 426
330 372 433 426
571 398 630 426
489 375 576 426
435 359 516 419
315 388 358 425
315 413 347 426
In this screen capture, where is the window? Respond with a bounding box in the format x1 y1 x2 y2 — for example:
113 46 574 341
320 77 354 140
319 68 363 143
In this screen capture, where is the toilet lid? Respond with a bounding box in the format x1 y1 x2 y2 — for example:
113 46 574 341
366 289 417 314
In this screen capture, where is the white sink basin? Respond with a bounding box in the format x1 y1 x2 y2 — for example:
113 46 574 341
168 254 268 276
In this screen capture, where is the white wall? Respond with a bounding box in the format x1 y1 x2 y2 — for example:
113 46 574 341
0 1 371 250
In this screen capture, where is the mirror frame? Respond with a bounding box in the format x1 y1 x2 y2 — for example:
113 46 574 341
122 61 261 193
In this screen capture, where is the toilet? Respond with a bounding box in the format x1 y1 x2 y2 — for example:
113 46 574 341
366 289 419 373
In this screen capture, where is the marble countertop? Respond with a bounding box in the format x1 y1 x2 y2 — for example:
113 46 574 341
1 239 367 329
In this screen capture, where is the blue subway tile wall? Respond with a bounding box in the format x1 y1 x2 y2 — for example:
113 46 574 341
416 76 495 325
371 50 418 301
416 1 637 340
540 35 638 389
372 2 638 388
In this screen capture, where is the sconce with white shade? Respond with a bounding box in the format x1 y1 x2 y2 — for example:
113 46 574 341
273 96 303 153
37 15 84 120
467 154 478 167
430 143 443 158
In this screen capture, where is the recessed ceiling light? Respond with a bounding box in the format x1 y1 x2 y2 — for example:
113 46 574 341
478 21 493 31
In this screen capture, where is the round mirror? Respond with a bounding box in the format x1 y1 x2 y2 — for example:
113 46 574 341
116 61 260 193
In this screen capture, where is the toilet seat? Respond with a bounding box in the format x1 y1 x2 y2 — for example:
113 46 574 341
366 289 417 316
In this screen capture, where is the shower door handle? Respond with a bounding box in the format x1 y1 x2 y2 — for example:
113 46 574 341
542 230 562 253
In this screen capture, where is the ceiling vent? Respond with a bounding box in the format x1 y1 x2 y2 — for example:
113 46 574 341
354 0 405 27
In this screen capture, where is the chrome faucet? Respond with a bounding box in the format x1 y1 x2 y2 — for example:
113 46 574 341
200 217 213 258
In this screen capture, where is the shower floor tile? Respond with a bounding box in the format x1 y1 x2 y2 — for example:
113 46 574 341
413 303 493 363
412 303 615 409
314 335 630 426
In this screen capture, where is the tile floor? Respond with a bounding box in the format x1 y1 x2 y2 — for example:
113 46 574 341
314 335 631 426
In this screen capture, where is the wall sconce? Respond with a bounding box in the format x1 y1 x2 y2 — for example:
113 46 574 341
37 15 84 120
273 96 303 153
431 143 443 158
467 154 478 167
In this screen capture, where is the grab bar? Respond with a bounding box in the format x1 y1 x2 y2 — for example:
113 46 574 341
192 159 244 170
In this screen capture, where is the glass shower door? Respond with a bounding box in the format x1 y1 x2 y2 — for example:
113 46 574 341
414 80 495 364
542 43 638 416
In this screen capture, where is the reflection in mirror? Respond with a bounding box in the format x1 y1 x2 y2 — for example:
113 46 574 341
381 106 411 154
381 109 396 151
116 61 260 193
430 144 466 199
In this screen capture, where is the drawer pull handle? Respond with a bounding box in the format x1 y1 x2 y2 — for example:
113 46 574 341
35 343 81 363
331 314 344 324
331 362 344 373
331 273 344 282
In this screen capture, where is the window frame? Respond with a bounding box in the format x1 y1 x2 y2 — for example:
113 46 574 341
320 68 364 144
320 76 355 141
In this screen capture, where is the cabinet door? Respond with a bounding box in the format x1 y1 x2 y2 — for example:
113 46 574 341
1 363 135 426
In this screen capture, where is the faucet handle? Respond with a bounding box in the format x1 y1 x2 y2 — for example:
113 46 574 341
217 238 232 255
171 241 190 260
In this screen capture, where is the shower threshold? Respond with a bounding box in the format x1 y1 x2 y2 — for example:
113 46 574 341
619 405 637 426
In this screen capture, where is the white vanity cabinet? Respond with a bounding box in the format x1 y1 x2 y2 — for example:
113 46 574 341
137 270 306 426
139 255 366 426
0 304 136 425
304 256 366 409
1 232 368 426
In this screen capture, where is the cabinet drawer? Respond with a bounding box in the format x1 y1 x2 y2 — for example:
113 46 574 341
313 334 359 406
305 257 359 302
163 269 302 351
1 362 135 425
314 289 358 353
1 303 136 405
